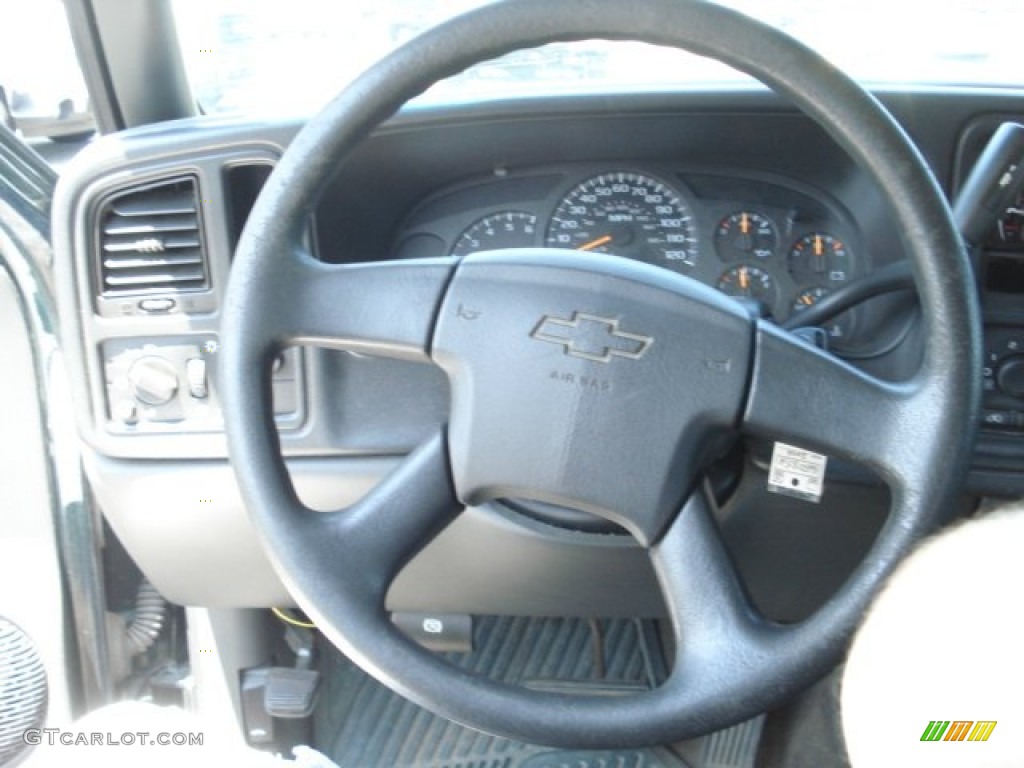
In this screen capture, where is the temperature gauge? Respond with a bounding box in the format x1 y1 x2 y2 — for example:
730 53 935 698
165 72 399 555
788 232 851 285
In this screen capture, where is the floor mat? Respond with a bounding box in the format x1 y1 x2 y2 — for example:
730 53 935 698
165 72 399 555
314 616 687 768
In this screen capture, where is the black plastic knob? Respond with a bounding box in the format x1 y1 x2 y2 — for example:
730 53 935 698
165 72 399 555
997 355 1024 399
127 356 179 406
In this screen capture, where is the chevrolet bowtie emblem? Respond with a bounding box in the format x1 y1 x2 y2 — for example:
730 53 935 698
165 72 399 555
530 312 653 363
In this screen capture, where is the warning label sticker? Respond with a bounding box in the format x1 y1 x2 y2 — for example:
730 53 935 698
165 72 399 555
767 442 828 503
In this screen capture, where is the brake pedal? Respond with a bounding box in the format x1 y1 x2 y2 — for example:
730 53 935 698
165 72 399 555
240 622 322 748
264 667 320 718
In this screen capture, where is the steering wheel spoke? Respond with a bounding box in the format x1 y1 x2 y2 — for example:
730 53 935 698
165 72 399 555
742 321 919 485
284 433 461 607
652 488 767 656
230 249 455 361
649 487 796 715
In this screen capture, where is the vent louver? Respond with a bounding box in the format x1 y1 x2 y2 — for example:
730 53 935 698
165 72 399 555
97 176 208 296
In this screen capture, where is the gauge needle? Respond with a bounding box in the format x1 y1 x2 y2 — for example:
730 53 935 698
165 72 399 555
577 234 613 252
739 266 749 290
741 212 749 234
814 235 824 257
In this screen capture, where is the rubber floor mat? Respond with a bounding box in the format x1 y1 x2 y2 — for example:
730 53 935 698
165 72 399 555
521 750 682 767
314 616 688 768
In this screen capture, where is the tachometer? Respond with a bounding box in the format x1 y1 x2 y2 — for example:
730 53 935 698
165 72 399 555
451 211 538 256
544 172 698 272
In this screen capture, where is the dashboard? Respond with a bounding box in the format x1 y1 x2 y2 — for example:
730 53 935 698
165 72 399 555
50 88 1024 615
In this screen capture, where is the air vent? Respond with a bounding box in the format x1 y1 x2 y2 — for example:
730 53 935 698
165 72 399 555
97 176 208 296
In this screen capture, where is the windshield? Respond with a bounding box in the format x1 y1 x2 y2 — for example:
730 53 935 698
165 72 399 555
173 0 1023 117
0 0 94 140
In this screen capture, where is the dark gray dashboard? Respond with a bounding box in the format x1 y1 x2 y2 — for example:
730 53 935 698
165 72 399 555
51 88 1024 609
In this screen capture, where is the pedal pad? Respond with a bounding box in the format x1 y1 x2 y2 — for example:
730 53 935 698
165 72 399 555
264 667 321 719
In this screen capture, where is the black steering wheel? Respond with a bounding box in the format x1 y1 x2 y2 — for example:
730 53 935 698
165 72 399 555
221 0 980 748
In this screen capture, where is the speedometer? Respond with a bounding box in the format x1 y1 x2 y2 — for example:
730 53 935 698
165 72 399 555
544 172 698 273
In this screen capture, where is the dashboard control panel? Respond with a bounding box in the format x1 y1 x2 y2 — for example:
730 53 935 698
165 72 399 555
102 336 303 434
953 116 1024 491
982 327 1024 431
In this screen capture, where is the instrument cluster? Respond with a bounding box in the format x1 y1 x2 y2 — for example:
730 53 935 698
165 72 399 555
395 166 864 343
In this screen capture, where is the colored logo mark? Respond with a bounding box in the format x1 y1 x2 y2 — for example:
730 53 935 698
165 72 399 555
921 720 997 742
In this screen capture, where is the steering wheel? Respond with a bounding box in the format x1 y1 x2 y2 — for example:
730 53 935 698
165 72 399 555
221 0 980 748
